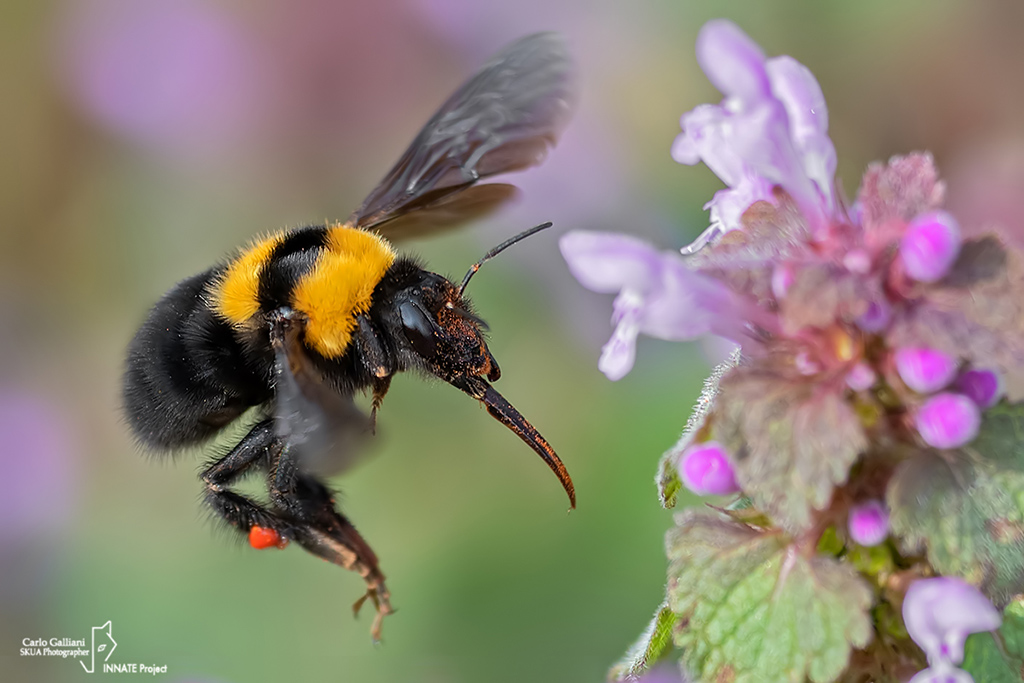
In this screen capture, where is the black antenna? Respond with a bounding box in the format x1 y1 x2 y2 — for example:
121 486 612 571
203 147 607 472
457 222 553 297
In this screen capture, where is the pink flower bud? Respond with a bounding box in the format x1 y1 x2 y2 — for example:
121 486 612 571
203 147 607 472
899 211 962 283
843 248 872 274
845 362 876 391
955 368 1003 409
894 347 958 394
916 393 981 449
848 500 889 546
857 299 891 333
678 441 739 496
771 263 795 300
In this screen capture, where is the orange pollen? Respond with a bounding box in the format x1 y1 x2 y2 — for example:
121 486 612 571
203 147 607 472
249 525 288 550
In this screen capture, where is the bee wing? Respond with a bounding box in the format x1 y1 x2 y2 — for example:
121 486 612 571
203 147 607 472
270 312 371 477
348 32 576 239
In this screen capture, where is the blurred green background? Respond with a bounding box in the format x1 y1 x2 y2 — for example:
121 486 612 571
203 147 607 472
3 1 1024 682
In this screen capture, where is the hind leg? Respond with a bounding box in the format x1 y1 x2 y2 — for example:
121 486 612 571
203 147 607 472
269 442 393 640
200 419 297 546
201 419 394 640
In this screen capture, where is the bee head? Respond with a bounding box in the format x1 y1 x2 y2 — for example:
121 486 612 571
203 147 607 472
393 272 500 383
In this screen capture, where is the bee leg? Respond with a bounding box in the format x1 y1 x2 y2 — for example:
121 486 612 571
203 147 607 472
370 376 392 434
354 315 394 434
200 419 295 544
269 446 393 641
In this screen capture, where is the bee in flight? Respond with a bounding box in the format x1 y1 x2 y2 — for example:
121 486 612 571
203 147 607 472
122 34 576 640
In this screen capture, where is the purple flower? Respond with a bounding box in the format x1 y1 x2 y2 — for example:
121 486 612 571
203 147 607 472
559 231 742 380
900 211 962 283
57 0 264 158
678 442 739 496
845 362 877 392
848 500 889 546
915 393 981 449
0 390 75 539
955 369 1002 409
895 347 959 394
672 20 836 250
904 577 1000 682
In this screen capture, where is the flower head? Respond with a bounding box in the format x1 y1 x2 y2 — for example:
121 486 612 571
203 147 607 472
903 577 1001 682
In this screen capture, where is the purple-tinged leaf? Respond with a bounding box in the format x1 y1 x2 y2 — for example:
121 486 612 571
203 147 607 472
889 237 1024 400
715 363 868 531
779 264 872 334
858 153 946 233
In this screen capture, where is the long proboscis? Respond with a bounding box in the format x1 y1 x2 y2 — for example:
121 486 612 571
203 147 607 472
457 221 553 297
454 376 575 508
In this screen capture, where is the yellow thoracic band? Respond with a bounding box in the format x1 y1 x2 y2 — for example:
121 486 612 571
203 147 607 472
291 225 396 358
211 225 396 359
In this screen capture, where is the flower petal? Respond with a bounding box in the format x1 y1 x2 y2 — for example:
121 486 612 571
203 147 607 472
559 231 662 294
639 253 738 341
766 55 837 209
695 19 771 103
599 298 641 381
903 577 1001 666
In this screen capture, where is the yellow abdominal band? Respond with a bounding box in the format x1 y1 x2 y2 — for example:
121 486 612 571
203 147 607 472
212 232 285 326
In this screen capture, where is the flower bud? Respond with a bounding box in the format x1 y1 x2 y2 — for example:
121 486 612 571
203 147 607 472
899 211 962 283
843 248 872 274
916 393 981 449
678 441 739 496
955 368 1002 409
848 500 889 546
894 347 958 394
845 362 876 391
856 299 891 333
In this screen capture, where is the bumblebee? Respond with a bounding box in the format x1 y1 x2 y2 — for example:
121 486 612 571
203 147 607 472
122 34 576 640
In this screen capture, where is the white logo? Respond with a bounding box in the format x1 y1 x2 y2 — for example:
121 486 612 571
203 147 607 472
19 620 167 675
80 620 117 674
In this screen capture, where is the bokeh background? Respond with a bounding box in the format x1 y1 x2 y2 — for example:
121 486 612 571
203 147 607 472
4 1 1024 681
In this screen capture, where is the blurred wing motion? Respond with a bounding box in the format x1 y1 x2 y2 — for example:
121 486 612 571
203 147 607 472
269 312 371 477
348 32 577 240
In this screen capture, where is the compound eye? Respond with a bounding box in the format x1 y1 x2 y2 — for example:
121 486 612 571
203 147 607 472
399 300 438 357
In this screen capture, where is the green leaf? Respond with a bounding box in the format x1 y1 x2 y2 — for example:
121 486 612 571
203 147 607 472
666 510 873 683
658 351 739 508
888 405 1024 603
962 599 1024 683
715 365 867 531
609 602 680 682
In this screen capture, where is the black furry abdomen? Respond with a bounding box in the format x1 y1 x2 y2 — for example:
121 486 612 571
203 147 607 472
123 267 272 451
